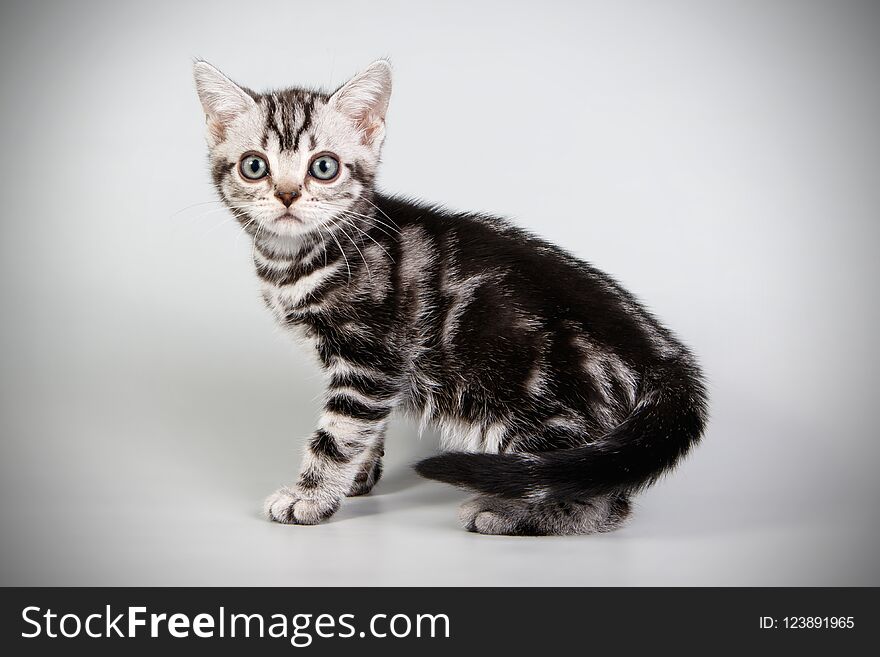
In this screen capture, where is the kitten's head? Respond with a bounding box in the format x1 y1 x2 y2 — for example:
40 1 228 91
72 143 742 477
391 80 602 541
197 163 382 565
194 60 391 240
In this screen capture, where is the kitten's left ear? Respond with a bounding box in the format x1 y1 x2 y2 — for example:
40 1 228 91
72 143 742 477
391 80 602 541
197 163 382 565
329 60 392 148
193 60 256 144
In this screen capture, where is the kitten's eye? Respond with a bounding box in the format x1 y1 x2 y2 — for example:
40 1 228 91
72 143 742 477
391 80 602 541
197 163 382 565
309 153 340 181
239 153 269 180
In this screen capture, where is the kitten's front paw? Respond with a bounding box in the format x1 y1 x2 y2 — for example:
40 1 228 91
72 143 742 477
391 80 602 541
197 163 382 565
264 486 340 525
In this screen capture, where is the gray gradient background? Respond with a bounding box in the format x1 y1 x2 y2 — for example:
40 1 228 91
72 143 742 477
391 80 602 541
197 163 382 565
1 0 878 586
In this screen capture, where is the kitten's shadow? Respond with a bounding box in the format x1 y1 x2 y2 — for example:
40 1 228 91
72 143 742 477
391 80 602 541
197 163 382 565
336 467 465 522
371 466 424 495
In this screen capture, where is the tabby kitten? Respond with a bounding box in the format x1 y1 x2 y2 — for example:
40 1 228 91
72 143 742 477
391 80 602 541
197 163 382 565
193 60 708 536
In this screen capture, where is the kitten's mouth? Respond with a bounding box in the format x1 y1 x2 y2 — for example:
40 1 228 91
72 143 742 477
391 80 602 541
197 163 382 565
274 211 302 223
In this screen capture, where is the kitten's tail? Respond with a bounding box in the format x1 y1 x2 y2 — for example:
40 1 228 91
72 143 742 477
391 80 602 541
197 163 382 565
415 367 707 500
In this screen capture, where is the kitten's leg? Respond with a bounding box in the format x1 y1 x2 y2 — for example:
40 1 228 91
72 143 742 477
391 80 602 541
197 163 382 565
458 493 631 536
265 403 392 525
347 440 385 497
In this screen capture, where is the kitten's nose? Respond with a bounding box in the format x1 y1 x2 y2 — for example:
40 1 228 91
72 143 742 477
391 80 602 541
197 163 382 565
274 189 299 208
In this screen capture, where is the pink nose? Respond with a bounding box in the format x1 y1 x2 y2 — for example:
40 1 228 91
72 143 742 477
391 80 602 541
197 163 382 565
274 190 299 208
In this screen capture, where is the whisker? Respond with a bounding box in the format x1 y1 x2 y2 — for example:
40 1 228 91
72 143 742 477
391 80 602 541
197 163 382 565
336 218 373 285
361 196 400 230
328 206 399 242
320 219 352 284
175 201 260 224
186 204 262 226
333 211 396 263
316 222 329 269
323 200 400 235
170 199 227 219
200 214 245 237
252 220 265 263
198 204 262 234
356 212 401 236
236 216 258 246
315 201 400 244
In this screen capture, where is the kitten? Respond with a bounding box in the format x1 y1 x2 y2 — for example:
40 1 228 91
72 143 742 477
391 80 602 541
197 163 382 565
193 60 708 536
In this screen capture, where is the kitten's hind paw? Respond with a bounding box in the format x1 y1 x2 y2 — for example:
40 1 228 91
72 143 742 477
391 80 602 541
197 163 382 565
264 486 340 525
457 493 631 536
458 496 523 535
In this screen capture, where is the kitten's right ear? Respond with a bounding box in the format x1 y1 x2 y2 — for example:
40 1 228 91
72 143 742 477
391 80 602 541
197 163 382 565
193 61 256 144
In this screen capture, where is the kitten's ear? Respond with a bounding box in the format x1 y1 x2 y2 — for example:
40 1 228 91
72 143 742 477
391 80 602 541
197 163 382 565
329 59 392 148
193 60 256 144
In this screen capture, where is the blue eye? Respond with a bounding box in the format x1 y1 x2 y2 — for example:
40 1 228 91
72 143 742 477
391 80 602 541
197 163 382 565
309 153 340 181
240 153 269 180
